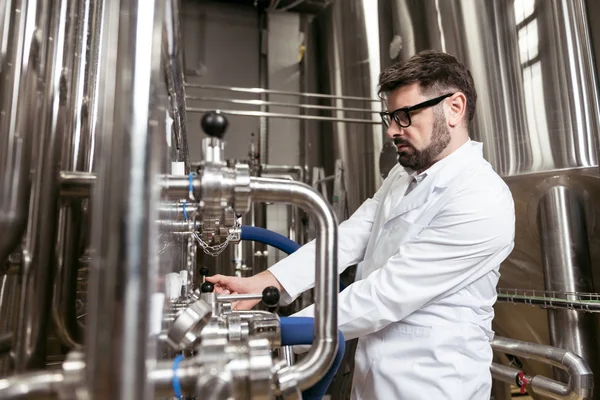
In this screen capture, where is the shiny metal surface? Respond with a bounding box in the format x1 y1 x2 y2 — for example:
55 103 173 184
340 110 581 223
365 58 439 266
0 0 40 265
163 0 190 172
249 177 338 391
84 0 165 397
0 265 20 375
315 0 384 215
53 0 103 352
59 171 97 198
14 0 74 371
166 298 213 351
0 333 11 355
537 184 599 383
492 336 594 400
378 0 600 176
0 370 64 399
492 169 600 391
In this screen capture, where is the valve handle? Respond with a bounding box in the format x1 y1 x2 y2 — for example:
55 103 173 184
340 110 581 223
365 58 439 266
201 111 228 139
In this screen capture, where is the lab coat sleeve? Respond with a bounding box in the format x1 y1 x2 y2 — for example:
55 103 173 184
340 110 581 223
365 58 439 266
293 185 516 340
268 166 405 305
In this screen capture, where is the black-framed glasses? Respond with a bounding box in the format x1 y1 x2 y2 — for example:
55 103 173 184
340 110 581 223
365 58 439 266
379 93 455 128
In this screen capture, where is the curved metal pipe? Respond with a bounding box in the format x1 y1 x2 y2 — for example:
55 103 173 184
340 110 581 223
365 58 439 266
0 371 64 399
491 336 593 399
249 177 338 391
52 0 104 352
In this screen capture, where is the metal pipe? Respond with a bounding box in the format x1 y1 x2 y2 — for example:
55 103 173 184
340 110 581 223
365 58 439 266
186 107 382 124
185 95 382 114
491 362 584 400
490 363 532 389
0 371 64 399
491 336 593 399
0 0 39 265
148 359 200 397
162 175 199 200
537 185 599 384
261 164 305 182
163 0 190 172
249 177 338 390
53 0 103 351
14 0 75 371
258 11 269 164
59 171 97 198
0 265 21 375
84 0 165 398
184 83 381 102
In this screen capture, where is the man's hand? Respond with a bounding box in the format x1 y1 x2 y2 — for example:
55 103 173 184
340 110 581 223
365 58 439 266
206 270 283 310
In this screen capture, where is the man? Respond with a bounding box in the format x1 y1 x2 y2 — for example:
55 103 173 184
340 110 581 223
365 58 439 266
207 50 516 399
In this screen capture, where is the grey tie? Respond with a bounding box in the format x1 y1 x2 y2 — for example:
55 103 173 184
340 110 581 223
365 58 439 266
405 174 426 196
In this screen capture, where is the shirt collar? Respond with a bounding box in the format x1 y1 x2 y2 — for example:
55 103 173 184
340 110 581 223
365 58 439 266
405 139 480 187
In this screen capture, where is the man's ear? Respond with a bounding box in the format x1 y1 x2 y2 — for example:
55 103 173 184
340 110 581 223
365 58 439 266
446 92 467 128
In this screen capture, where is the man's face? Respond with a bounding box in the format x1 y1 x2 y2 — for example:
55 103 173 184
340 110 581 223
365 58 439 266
384 83 451 172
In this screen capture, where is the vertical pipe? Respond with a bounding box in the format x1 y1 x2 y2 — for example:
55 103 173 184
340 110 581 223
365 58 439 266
84 0 165 398
0 0 38 266
0 0 42 376
164 0 190 173
0 259 20 376
537 185 600 388
13 0 75 371
249 10 270 274
53 0 102 351
258 10 269 164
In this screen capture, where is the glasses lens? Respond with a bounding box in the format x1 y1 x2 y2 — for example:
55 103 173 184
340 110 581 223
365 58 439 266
394 110 410 127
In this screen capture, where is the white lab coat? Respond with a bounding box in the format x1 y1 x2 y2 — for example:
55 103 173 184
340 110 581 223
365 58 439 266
268 140 515 400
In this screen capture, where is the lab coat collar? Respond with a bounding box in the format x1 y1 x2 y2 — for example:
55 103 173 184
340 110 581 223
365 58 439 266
385 139 482 223
409 138 481 188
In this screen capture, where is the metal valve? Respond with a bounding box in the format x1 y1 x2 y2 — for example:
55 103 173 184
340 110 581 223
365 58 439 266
166 297 213 351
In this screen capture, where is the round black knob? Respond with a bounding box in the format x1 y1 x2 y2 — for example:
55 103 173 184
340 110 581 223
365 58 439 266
201 111 228 139
261 286 280 307
199 267 210 277
200 282 214 293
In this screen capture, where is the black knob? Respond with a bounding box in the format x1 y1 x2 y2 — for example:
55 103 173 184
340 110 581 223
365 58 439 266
199 267 210 277
261 286 280 307
201 111 228 139
200 282 214 293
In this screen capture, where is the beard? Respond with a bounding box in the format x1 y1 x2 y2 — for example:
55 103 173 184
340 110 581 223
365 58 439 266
395 111 451 172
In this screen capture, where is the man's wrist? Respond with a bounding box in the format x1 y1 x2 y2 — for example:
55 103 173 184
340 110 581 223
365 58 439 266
256 270 283 292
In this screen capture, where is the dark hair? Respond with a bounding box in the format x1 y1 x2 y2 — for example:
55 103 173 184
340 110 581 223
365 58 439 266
378 50 478 123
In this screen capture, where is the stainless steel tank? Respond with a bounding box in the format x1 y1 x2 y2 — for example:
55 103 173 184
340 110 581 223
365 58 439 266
377 0 600 397
314 0 385 216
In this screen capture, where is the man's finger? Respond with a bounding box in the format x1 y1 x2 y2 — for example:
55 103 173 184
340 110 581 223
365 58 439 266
206 274 231 285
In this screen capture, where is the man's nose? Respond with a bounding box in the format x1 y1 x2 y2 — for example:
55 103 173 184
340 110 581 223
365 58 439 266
386 124 403 139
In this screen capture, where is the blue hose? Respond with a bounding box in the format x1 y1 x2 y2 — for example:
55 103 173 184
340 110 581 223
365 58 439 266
280 317 345 400
240 225 301 255
240 225 347 292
